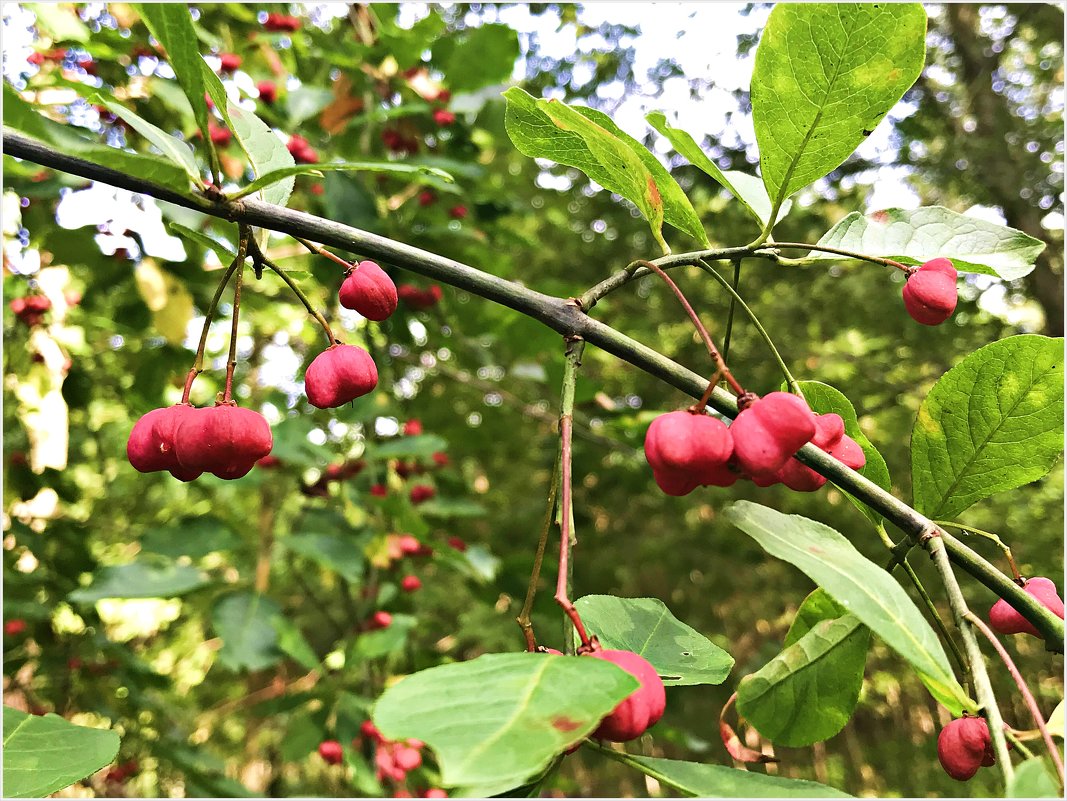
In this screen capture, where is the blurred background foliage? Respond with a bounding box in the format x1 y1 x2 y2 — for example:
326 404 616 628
2 2 1063 797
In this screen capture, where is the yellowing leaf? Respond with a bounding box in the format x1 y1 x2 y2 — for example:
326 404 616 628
135 260 193 343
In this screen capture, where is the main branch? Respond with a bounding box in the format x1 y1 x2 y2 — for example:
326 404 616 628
3 130 1061 650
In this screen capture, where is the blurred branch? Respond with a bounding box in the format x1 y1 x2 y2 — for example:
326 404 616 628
4 129 1062 651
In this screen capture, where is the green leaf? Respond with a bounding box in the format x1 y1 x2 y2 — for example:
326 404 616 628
723 501 974 715
1007 757 1061 798
752 4 926 216
167 222 237 264
609 753 851 798
373 652 638 790
785 588 847 646
212 592 282 672
3 707 120 798
3 83 192 193
92 95 203 187
29 3 90 42
372 434 448 459
574 595 733 686
805 207 1045 280
737 613 868 746
504 88 707 252
272 616 320 671
286 87 334 127
140 515 239 559
352 614 415 660
433 24 519 93
224 102 295 211
228 161 454 200
911 335 1064 519
645 112 791 228
69 559 211 602
798 380 892 525
133 4 212 147
282 533 365 583
417 498 487 519
1046 699 1064 739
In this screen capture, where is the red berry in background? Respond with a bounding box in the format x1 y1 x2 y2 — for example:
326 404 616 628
27 51 44 65
369 611 393 630
318 739 344 765
418 190 436 207
422 790 447 798
400 575 422 593
208 122 231 145
432 108 455 126
10 295 52 326
644 411 735 496
937 717 992 781
397 535 422 555
586 650 666 742
217 53 242 73
264 13 301 32
446 536 467 552
304 344 379 408
989 577 1064 636
397 284 443 311
361 720 382 741
370 483 388 498
4 619 27 637
410 485 435 504
257 454 282 469
902 257 958 326
448 204 468 220
434 89 451 103
286 135 319 164
339 261 398 321
731 392 817 480
394 745 422 772
173 404 273 480
256 80 277 104
432 451 449 467
403 419 423 436
127 404 203 481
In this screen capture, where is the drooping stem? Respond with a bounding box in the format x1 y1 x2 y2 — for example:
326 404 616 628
768 242 912 273
966 611 1065 787
632 259 745 396
698 258 801 395
295 236 354 272
247 238 337 346
934 520 1021 580
182 226 251 403
555 337 592 650
517 459 560 651
222 262 243 403
721 259 742 362
924 531 1014 786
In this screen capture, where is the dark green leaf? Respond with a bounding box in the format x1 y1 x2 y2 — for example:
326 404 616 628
69 559 211 602
282 533 365 583
212 592 282 672
434 24 519 93
613 753 851 797
912 335 1064 519
752 4 926 215
806 207 1045 280
373 652 637 789
3 707 119 798
272 617 320 671
785 588 848 647
723 501 973 715
352 614 415 660
167 222 237 263
92 95 203 187
228 161 454 200
372 434 448 459
139 515 239 559
574 595 733 686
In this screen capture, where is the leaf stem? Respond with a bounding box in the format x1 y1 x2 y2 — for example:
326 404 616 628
222 260 243 403
769 241 911 273
632 259 745 396
555 337 592 650
721 259 742 363
295 236 354 272
247 238 337 346
933 520 1021 580
965 610 1065 788
697 258 801 395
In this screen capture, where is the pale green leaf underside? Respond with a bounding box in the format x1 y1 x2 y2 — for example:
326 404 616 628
645 112 791 228
805 207 1045 280
618 754 852 797
212 592 282 672
738 613 868 747
912 335 1064 519
373 652 637 789
225 103 295 210
229 161 454 200
786 588 848 647
167 222 237 263
723 501 973 715
93 95 203 187
1006 756 1062 798
797 380 892 526
574 595 733 686
753 3 926 210
3 707 120 798
68 560 210 602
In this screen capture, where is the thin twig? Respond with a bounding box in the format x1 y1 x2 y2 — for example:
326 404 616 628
295 236 354 272
516 460 560 651
721 259 742 362
934 520 1021 581
247 238 337 346
966 611 1065 787
222 262 243 403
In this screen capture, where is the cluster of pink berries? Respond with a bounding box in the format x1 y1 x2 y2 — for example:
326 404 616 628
644 392 865 497
902 258 958 326
317 722 447 796
287 134 319 165
127 403 272 481
9 295 52 326
397 284 443 311
263 12 301 32
543 647 666 743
